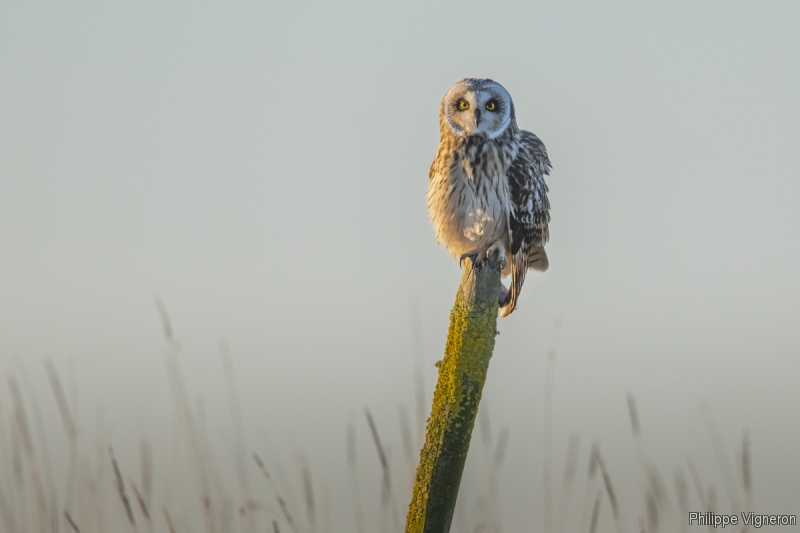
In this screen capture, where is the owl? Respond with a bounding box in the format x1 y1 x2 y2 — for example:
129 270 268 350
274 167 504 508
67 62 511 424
427 78 551 317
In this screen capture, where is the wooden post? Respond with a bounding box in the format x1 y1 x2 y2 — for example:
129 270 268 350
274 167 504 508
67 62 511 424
405 252 502 533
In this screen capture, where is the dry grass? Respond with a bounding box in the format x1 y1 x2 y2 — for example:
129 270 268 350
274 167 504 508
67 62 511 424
364 408 401 533
589 489 603 533
0 305 761 533
554 433 580 533
109 447 136 531
345 421 366 533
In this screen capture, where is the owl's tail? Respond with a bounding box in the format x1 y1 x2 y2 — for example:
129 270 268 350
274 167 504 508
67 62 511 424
499 246 548 317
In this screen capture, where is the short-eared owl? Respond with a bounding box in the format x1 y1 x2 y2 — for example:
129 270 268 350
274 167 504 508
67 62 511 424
428 78 551 317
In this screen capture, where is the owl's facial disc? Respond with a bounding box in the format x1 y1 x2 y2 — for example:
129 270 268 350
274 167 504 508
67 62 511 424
443 79 513 140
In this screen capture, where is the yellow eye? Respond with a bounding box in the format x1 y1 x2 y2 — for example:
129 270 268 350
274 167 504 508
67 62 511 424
458 100 470 110
485 101 496 111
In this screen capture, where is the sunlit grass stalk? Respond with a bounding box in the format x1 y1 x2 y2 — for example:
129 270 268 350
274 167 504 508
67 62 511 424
365 408 401 533
627 395 646 510
68 358 86 527
109 447 138 533
346 422 367 533
156 298 214 533
627 395 670 531
594 446 624 533
16 361 58 533
404 254 501 533
64 511 80 532
300 456 317 533
130 479 155 533
589 490 603 533
579 440 600 532
8 376 48 533
140 439 153 513
94 408 107 533
554 434 579 533
221 343 255 533
253 453 300 533
196 396 235 533
168 397 184 529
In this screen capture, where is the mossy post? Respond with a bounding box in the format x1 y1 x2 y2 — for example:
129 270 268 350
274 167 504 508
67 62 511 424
405 251 502 533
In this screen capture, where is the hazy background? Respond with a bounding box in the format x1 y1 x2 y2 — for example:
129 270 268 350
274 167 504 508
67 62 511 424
1 0 799 530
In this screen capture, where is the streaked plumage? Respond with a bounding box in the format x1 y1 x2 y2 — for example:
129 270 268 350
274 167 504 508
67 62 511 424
427 78 551 317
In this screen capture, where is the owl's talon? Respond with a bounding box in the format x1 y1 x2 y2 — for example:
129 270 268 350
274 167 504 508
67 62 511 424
459 249 486 270
487 247 507 270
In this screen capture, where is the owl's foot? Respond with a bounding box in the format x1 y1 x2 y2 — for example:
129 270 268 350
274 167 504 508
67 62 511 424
459 243 507 271
459 248 488 270
488 243 508 270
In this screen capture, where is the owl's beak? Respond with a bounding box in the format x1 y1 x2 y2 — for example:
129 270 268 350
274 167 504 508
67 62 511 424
474 109 482 127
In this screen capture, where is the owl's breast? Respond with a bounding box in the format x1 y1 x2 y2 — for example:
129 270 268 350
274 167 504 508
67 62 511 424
427 146 512 258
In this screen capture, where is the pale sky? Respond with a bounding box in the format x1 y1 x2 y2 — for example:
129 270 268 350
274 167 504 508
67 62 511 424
1 1 799 531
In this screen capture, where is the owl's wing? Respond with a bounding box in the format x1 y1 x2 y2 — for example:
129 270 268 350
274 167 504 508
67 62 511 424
502 131 552 316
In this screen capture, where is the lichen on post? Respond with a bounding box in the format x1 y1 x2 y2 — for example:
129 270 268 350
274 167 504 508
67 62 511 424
405 251 502 533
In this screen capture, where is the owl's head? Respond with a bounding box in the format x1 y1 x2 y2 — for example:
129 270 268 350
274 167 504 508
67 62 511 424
441 78 515 140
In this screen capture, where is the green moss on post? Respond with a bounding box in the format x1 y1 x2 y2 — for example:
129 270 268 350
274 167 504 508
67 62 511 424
405 254 502 533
